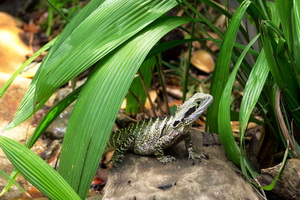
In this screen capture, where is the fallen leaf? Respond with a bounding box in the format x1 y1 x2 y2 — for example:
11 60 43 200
145 90 158 109
191 50 215 73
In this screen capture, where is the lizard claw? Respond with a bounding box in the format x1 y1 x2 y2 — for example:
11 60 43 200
157 155 176 164
188 148 208 162
110 154 125 167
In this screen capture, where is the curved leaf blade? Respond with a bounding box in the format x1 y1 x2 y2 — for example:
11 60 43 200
59 16 189 198
7 0 178 130
0 136 80 199
218 34 260 165
207 0 251 132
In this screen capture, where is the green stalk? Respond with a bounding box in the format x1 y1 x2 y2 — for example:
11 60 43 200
182 0 197 101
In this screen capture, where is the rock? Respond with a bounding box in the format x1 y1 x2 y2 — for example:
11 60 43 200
0 74 33 199
44 109 70 139
258 159 300 199
103 131 261 200
0 12 32 74
43 85 87 139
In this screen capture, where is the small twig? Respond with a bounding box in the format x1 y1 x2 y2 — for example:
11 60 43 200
180 0 197 101
275 89 298 158
128 90 152 117
138 70 157 116
155 55 170 115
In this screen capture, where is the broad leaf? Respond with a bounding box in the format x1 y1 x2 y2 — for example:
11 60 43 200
0 136 80 199
58 16 190 198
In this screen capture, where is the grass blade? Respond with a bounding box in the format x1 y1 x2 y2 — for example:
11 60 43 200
8 0 178 130
218 34 260 166
207 0 252 132
34 0 178 103
26 85 82 148
0 170 28 197
126 59 155 114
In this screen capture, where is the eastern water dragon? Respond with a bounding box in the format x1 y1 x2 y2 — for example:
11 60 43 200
105 93 213 165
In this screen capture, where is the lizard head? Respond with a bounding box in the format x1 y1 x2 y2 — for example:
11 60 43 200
171 93 213 128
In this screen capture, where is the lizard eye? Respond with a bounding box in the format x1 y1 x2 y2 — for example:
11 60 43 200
196 99 202 106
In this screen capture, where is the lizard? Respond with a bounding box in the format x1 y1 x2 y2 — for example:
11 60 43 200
105 93 213 165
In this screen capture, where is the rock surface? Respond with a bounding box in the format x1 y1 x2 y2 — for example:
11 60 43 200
0 73 33 200
0 12 32 74
103 131 261 200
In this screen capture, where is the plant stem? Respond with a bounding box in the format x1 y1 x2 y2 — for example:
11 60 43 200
138 70 157 116
182 0 197 101
155 54 170 115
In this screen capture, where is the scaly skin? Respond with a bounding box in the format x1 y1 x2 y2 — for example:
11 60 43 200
105 93 213 165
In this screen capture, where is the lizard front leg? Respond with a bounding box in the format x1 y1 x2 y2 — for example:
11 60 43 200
185 134 208 163
154 135 176 164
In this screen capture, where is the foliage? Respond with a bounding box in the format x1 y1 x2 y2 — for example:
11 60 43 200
204 0 300 186
0 0 187 198
1 0 299 198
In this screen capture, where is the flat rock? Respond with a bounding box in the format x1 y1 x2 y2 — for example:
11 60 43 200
0 12 32 74
103 131 261 200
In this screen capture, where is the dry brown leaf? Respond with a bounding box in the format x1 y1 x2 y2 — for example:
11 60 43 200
203 32 220 52
168 99 182 107
23 22 41 34
121 98 127 109
145 90 158 109
0 12 17 26
165 87 182 99
231 121 260 133
191 50 215 73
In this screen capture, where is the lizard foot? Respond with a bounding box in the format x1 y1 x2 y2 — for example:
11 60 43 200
188 149 208 163
157 155 176 164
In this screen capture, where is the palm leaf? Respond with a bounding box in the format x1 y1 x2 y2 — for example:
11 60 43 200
0 136 80 199
58 16 189 198
207 0 252 132
6 0 178 130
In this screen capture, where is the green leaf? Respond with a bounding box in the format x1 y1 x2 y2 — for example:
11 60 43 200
261 21 300 130
26 85 82 148
207 0 251 133
7 0 178 130
239 50 269 138
261 145 289 191
0 136 80 199
58 16 189 198
218 34 260 166
274 0 292 51
2 86 82 195
239 49 269 179
34 0 178 103
0 170 28 196
292 0 300 70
